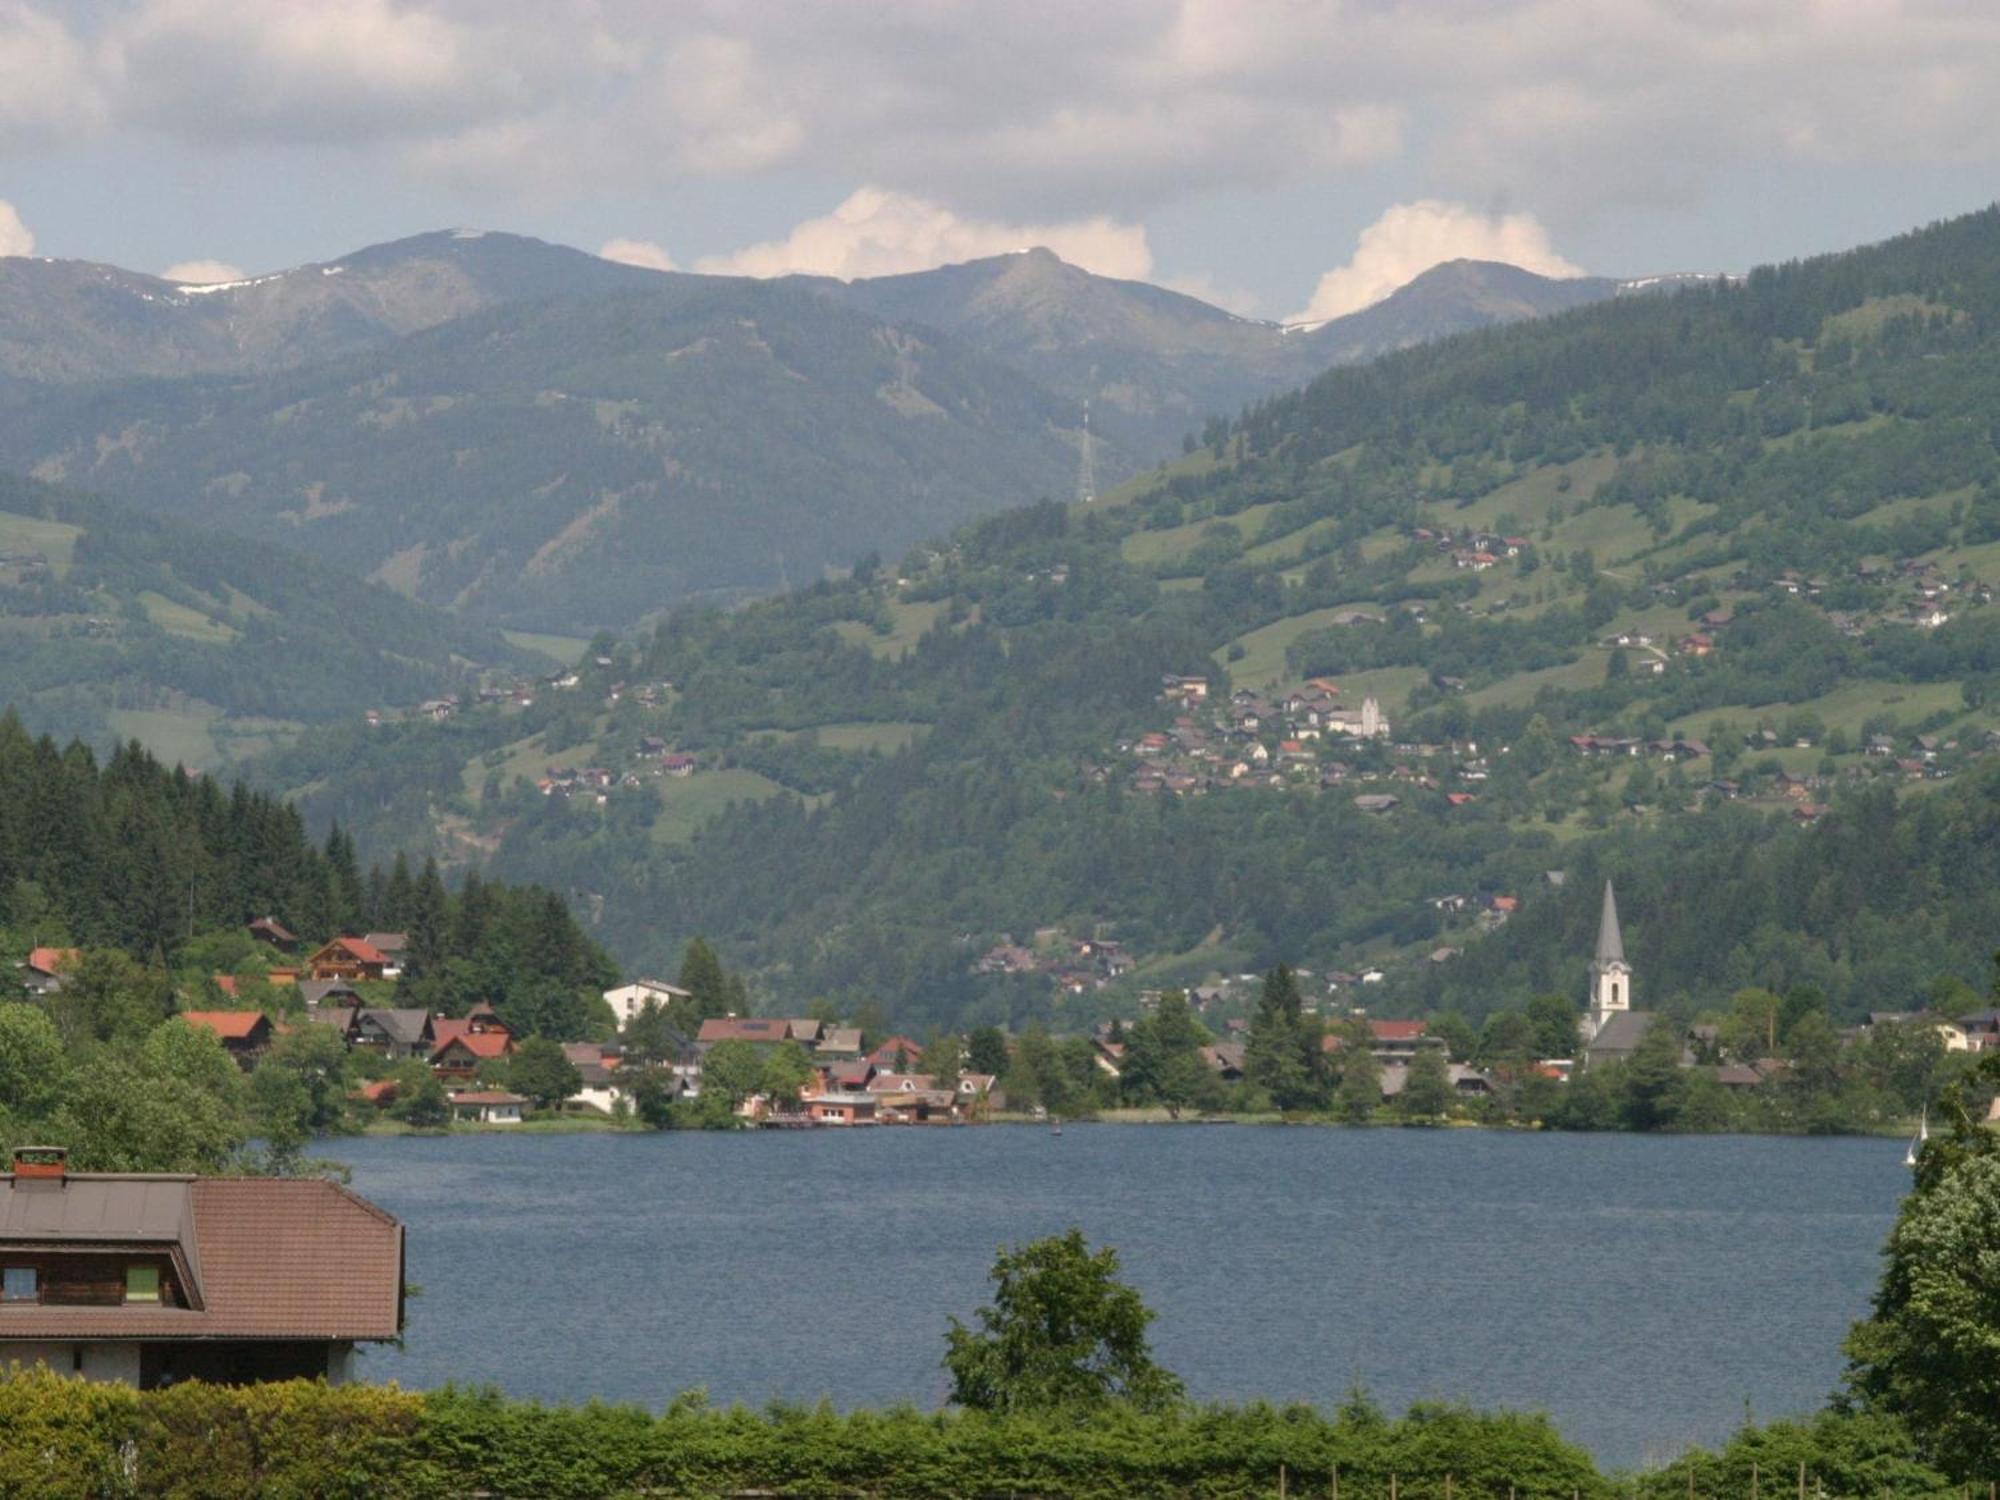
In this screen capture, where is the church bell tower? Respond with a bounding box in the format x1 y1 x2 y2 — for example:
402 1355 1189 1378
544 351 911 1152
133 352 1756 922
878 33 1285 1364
1580 879 1632 1044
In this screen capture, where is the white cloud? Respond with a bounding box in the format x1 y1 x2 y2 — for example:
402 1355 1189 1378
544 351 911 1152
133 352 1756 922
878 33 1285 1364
696 186 1152 282
104 0 482 142
161 257 244 283
0 2 104 147
9 2 2000 273
597 237 676 273
1290 201 1585 324
0 198 32 256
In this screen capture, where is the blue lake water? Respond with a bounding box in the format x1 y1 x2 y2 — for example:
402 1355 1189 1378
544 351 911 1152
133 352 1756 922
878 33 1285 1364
329 1126 1909 1471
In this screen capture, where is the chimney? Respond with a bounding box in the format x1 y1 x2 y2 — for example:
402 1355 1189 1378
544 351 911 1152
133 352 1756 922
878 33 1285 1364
10 1145 67 1187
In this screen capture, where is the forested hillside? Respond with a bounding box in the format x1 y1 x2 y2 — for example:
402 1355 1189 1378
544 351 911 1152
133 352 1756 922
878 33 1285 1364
0 713 617 1171
0 471 518 761
234 203 2000 1033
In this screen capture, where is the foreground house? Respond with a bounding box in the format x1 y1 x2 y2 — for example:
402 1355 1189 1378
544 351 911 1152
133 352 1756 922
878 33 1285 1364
0 1146 403 1387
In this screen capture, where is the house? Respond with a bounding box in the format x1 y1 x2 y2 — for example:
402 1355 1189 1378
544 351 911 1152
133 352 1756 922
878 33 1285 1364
562 1043 626 1114
301 1004 360 1045
661 753 697 777
865 1074 958 1123
1352 793 1400 814
308 937 388 983
1647 738 1710 762
429 1029 514 1081
603 978 694 1027
359 934 408 979
1201 1043 1247 1081
351 1008 435 1060
448 1091 526 1124
806 1091 878 1124
865 1036 925 1071
245 917 298 952
298 978 362 1009
815 1027 864 1060
697 1017 804 1052
1362 1019 1435 1065
177 1011 273 1069
21 947 80 997
0 1146 402 1387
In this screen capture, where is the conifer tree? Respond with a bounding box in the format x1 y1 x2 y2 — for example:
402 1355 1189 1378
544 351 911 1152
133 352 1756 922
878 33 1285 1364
404 857 449 981
382 851 414 930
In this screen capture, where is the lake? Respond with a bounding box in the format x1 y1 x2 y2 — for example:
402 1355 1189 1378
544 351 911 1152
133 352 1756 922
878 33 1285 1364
329 1126 1909 1471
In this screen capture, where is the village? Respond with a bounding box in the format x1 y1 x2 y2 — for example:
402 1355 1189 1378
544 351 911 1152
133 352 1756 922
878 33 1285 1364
1118 539 2000 823
18 886 2000 1134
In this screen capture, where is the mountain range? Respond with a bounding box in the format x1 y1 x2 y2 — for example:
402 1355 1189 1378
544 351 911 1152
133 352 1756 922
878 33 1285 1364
240 201 2000 1029
0 230 1673 631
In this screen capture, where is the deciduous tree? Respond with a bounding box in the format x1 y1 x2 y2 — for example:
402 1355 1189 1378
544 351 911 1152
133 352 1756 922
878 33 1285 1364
944 1229 1184 1416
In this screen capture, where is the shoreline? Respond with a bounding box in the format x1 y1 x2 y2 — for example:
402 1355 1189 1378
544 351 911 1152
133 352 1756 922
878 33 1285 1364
345 1108 1920 1139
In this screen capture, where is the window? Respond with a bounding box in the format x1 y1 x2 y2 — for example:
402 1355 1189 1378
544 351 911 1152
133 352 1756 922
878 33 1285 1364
1 1267 36 1303
124 1266 160 1304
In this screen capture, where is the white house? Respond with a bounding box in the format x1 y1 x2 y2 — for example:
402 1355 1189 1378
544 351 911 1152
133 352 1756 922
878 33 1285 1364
448 1090 525 1124
603 978 694 1027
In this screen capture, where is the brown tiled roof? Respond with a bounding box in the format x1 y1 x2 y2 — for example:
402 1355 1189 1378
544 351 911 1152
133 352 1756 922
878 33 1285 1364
0 1175 402 1341
697 1017 790 1044
431 1029 512 1061
179 1010 270 1041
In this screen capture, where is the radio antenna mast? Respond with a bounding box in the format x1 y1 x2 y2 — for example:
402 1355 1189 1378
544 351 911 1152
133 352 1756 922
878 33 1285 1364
1075 398 1097 504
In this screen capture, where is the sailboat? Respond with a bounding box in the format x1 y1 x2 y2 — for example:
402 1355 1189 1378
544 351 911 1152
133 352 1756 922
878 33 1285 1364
1903 1108 1927 1168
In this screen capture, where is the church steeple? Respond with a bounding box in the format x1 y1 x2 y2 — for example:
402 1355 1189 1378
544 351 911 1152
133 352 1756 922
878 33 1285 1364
1595 879 1625 967
1581 879 1632 1045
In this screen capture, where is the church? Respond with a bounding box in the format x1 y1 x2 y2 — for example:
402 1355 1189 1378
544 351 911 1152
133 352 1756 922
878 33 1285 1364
1578 879 1653 1065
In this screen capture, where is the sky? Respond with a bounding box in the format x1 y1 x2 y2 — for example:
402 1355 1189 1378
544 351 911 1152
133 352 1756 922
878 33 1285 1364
3 1 2000 321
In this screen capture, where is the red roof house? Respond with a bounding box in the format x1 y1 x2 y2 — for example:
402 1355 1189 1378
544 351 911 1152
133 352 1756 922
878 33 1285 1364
177 1011 273 1068
429 1029 514 1079
308 937 388 982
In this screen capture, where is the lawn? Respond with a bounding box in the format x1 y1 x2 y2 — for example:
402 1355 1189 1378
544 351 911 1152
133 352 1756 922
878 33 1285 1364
1549 502 1661 572
1852 487 1972 528
1242 514 1339 566
833 599 945 659
138 590 238 643
461 722 609 797
812 721 930 753
1076 448 1221 515
0 510 84 579
1218 606 1359 688
1122 501 1285 571
1464 654 1606 710
501 629 590 665
1666 679 1972 741
1445 451 1619 531
108 708 220 768
650 768 795 844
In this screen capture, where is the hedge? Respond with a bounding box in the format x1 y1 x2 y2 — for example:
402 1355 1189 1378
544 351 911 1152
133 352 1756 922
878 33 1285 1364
0 1370 1965 1499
